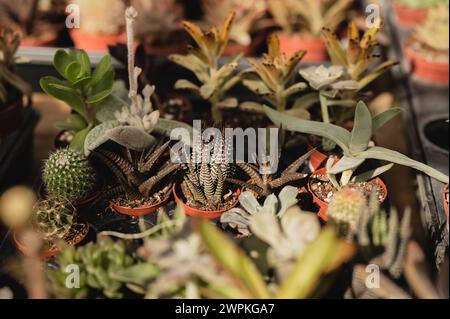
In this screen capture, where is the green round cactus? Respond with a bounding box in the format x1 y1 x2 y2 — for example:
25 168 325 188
328 188 367 234
32 198 76 243
43 148 97 202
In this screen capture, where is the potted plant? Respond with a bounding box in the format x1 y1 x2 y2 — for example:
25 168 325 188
0 28 32 138
264 101 450 219
93 142 178 217
444 184 449 231
268 0 353 61
169 12 246 123
40 48 115 152
393 0 444 28
69 0 127 52
131 0 186 55
14 197 89 259
405 4 449 84
202 0 269 56
173 130 241 219
0 0 65 47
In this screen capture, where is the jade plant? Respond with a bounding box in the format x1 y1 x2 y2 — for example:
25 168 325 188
264 101 449 184
84 6 192 156
268 0 353 36
242 33 309 117
220 186 300 237
43 148 97 202
93 142 179 207
169 12 246 122
0 28 31 105
202 0 268 47
39 49 115 151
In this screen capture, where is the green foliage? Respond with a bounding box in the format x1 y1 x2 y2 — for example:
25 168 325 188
40 49 115 151
170 12 245 122
264 101 449 184
43 148 97 202
32 198 76 244
0 28 31 103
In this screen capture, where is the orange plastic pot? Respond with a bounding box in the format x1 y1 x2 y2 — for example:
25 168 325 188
308 167 388 222
278 33 328 62
70 29 127 52
173 183 241 219
13 226 88 260
307 143 329 172
405 45 449 85
112 194 170 217
394 2 428 28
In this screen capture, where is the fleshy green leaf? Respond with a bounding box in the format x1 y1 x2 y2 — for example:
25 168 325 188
70 126 91 152
349 101 372 154
372 108 401 134
352 163 394 183
327 156 365 175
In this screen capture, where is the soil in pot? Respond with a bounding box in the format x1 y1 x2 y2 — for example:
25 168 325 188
111 187 172 217
308 168 388 221
394 1 429 28
278 33 328 62
405 40 449 84
173 183 241 219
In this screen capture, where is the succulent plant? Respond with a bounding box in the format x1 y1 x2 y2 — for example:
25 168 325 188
242 34 309 116
228 149 311 197
43 148 97 202
179 129 235 211
268 0 353 36
264 101 449 184
47 236 143 299
328 187 367 236
131 0 184 47
70 0 126 35
413 3 449 52
40 48 115 152
202 0 268 46
322 20 399 91
170 12 246 122
397 0 446 9
0 28 31 104
220 185 300 236
93 141 178 203
83 7 192 156
31 198 76 244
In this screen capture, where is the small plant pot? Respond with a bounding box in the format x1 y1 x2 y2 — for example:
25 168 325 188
112 194 171 217
308 167 388 221
13 224 89 260
173 183 241 219
0 98 23 138
278 33 328 62
70 29 127 52
307 143 329 172
394 2 428 28
20 32 58 47
405 44 449 84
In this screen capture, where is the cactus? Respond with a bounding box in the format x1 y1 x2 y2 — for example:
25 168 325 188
328 187 367 237
43 148 97 202
31 198 76 243
413 3 449 52
0 28 31 104
70 0 126 35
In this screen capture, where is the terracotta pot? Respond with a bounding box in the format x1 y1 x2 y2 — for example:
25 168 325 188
394 2 428 28
70 29 127 52
444 184 449 230
307 143 329 172
20 32 58 47
0 97 23 137
308 167 388 221
13 225 89 260
278 33 328 62
173 183 241 219
112 193 170 217
405 44 449 84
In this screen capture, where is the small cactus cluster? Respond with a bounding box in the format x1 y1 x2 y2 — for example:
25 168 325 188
328 187 367 236
32 198 76 244
43 149 97 202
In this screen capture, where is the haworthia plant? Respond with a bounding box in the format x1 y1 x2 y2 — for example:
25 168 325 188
264 102 449 184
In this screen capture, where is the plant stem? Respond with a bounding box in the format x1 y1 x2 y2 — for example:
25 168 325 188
319 93 336 151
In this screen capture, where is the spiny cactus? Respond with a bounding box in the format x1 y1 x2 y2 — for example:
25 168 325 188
180 130 235 211
43 148 97 202
328 187 368 237
31 198 76 244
